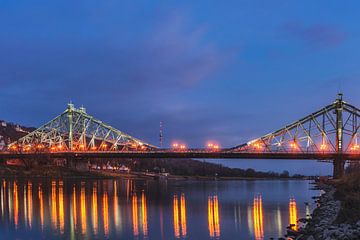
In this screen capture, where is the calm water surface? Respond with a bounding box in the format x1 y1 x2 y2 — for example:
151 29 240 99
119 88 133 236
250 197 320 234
0 178 319 240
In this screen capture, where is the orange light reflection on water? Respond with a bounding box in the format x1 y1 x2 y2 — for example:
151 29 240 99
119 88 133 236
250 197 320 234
289 198 298 231
180 194 187 237
103 191 109 237
13 182 18 229
132 194 139 237
253 195 264 240
173 195 180 238
208 195 220 238
113 181 121 233
27 182 33 229
38 185 44 230
59 181 64 234
72 185 77 230
51 181 57 230
80 184 86 235
173 194 187 238
92 184 98 235
141 191 148 237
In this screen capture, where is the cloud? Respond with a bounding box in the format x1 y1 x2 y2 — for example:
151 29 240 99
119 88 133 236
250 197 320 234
0 9 234 144
282 23 346 48
0 11 225 91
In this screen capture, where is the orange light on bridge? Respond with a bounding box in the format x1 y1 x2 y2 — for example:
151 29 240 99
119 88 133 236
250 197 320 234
207 142 220 151
58 145 63 150
24 145 32 151
90 146 97 151
10 145 18 151
172 142 187 150
350 144 360 151
320 144 327 151
290 142 298 150
253 143 263 150
79 144 85 150
36 144 44 150
101 144 108 150
50 146 57 151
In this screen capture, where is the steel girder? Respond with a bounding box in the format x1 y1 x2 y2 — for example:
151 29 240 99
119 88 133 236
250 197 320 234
9 104 156 151
231 95 360 154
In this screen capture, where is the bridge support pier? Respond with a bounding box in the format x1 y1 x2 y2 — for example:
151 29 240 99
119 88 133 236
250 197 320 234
333 157 345 179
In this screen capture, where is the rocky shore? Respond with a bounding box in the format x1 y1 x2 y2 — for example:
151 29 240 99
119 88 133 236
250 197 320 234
290 182 360 240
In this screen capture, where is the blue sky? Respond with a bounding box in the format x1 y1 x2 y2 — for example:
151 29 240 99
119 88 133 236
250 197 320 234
1 1 359 174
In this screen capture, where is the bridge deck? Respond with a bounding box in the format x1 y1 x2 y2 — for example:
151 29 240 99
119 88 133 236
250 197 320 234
1 151 360 160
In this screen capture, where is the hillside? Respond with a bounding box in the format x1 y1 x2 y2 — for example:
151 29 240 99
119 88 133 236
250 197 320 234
0 120 35 150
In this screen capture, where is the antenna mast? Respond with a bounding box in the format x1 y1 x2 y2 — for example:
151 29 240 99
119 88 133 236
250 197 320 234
159 121 164 148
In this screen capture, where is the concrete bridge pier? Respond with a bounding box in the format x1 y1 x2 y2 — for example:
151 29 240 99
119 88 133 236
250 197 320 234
333 156 345 179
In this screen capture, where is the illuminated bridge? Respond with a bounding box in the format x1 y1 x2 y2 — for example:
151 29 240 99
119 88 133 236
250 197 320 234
1 93 360 178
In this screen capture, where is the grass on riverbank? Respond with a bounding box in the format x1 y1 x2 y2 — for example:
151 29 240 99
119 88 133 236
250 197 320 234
334 172 360 224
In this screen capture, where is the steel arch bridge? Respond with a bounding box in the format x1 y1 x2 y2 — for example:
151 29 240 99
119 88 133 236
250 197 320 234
2 93 360 178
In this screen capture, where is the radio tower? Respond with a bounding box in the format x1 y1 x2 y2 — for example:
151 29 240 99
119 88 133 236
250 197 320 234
159 121 164 148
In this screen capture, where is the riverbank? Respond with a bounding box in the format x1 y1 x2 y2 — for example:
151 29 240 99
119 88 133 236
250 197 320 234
290 175 360 240
0 164 307 181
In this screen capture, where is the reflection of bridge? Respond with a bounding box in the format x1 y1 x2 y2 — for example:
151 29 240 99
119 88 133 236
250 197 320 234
2 93 360 178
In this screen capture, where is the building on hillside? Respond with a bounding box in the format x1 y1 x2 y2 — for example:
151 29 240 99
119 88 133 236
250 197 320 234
0 136 5 150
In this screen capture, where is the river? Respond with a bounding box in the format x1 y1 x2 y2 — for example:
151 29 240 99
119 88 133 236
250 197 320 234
0 178 319 239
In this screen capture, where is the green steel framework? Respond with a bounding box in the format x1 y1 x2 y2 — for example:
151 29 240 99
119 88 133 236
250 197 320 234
10 103 156 151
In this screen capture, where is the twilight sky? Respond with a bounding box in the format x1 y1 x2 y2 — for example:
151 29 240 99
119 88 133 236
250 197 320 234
1 1 360 174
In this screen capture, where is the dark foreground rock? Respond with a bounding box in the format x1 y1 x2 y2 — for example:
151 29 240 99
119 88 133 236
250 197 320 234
291 183 360 240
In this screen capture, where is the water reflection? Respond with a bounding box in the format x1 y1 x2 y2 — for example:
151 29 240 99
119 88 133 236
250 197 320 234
59 181 64 234
253 195 264 240
103 191 109 237
132 193 139 237
0 179 318 240
208 195 220 239
289 198 298 230
141 191 148 238
130 191 149 238
1 180 4 218
72 185 77 232
51 181 57 230
80 183 87 235
92 183 98 235
27 181 33 229
13 181 18 229
275 206 282 237
173 194 187 239
113 181 121 234
38 185 44 230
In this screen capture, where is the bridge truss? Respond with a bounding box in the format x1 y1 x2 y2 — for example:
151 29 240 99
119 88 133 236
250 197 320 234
232 94 360 155
9 104 155 152
4 94 359 178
